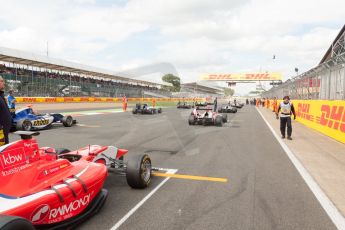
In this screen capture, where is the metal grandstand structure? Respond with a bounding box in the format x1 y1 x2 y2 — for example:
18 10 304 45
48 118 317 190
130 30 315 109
0 46 172 97
262 24 345 100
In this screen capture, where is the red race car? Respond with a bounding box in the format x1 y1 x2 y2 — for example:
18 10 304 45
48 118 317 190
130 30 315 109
0 131 152 229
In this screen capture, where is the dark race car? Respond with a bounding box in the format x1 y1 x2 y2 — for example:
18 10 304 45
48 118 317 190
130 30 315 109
132 103 162 114
218 104 237 113
188 107 227 127
194 101 214 107
230 102 244 109
177 102 194 109
12 107 76 131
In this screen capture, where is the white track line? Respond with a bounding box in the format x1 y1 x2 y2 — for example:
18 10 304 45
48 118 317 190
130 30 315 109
110 168 178 230
256 108 345 230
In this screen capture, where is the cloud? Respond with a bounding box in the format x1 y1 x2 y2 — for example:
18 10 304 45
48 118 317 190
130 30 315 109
0 0 344 95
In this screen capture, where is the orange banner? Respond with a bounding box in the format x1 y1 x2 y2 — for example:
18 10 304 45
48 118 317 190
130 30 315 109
201 72 282 81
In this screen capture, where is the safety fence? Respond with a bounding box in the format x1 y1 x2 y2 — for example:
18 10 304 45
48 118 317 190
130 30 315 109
261 52 345 100
264 99 345 144
16 97 205 104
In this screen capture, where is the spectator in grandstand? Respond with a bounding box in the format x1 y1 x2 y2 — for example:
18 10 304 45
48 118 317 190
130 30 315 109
0 76 12 145
276 96 296 140
7 89 16 117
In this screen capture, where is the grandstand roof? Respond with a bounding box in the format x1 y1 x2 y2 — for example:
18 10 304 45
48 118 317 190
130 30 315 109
319 24 345 64
181 82 223 94
0 46 161 86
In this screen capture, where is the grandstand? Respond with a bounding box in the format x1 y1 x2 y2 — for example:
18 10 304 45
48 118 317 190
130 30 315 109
177 82 224 97
0 47 172 98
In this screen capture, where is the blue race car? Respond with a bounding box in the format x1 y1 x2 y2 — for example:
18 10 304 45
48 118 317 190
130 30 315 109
12 107 76 131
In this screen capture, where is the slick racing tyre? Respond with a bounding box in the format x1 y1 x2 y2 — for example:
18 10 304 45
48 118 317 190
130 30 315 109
215 115 223 127
126 154 152 189
62 115 73 127
16 119 32 131
222 114 228 123
188 115 195 125
0 215 35 230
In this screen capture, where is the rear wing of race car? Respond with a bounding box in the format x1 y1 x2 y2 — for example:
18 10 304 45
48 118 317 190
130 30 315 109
195 108 213 111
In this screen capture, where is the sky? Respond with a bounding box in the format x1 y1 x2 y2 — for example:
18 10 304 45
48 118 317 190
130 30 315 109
0 0 344 95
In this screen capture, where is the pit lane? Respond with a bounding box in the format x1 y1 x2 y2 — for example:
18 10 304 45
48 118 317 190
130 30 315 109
9 106 337 230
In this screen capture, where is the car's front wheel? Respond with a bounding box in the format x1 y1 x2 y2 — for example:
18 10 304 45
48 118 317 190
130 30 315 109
126 154 152 189
16 119 32 131
0 215 34 230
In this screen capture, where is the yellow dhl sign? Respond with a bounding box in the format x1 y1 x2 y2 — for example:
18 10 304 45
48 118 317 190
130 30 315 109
201 72 282 81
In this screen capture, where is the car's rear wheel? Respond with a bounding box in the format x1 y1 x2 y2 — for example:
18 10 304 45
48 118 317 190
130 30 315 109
215 116 223 126
188 115 195 125
0 215 35 230
126 154 151 189
62 115 73 127
132 109 137 114
16 119 32 131
222 114 228 123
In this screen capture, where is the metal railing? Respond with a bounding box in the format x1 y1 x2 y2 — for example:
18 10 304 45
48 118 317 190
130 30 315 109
1 73 152 98
262 52 345 100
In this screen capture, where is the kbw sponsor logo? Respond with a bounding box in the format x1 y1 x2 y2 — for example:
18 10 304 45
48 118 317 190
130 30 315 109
49 193 91 219
0 151 26 169
319 105 345 132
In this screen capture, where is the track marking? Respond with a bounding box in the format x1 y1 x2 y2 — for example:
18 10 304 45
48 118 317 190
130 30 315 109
110 169 178 230
152 172 228 183
256 108 345 230
76 124 100 128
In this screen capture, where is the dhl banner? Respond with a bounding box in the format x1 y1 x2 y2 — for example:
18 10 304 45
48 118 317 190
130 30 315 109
267 100 345 144
16 97 205 103
201 72 282 81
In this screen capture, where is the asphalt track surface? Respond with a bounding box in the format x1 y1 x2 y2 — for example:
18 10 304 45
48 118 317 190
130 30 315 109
9 106 337 230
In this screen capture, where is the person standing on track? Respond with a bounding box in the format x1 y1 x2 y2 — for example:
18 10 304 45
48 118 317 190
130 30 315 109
213 97 218 112
152 98 156 107
7 89 16 117
0 76 12 146
122 95 128 112
272 97 278 113
276 96 296 140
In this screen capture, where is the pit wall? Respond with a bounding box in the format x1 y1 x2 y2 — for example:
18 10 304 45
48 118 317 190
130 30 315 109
264 100 345 144
16 97 205 103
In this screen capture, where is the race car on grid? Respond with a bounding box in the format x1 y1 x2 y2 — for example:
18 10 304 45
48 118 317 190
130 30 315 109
218 104 238 113
132 103 162 114
177 102 194 109
194 101 214 107
188 107 227 126
0 131 152 229
12 107 76 131
230 102 244 109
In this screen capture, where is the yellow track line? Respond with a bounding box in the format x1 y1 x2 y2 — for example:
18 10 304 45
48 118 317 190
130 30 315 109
152 172 228 183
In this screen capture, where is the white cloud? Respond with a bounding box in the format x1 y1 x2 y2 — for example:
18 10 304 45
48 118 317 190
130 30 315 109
0 0 344 95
